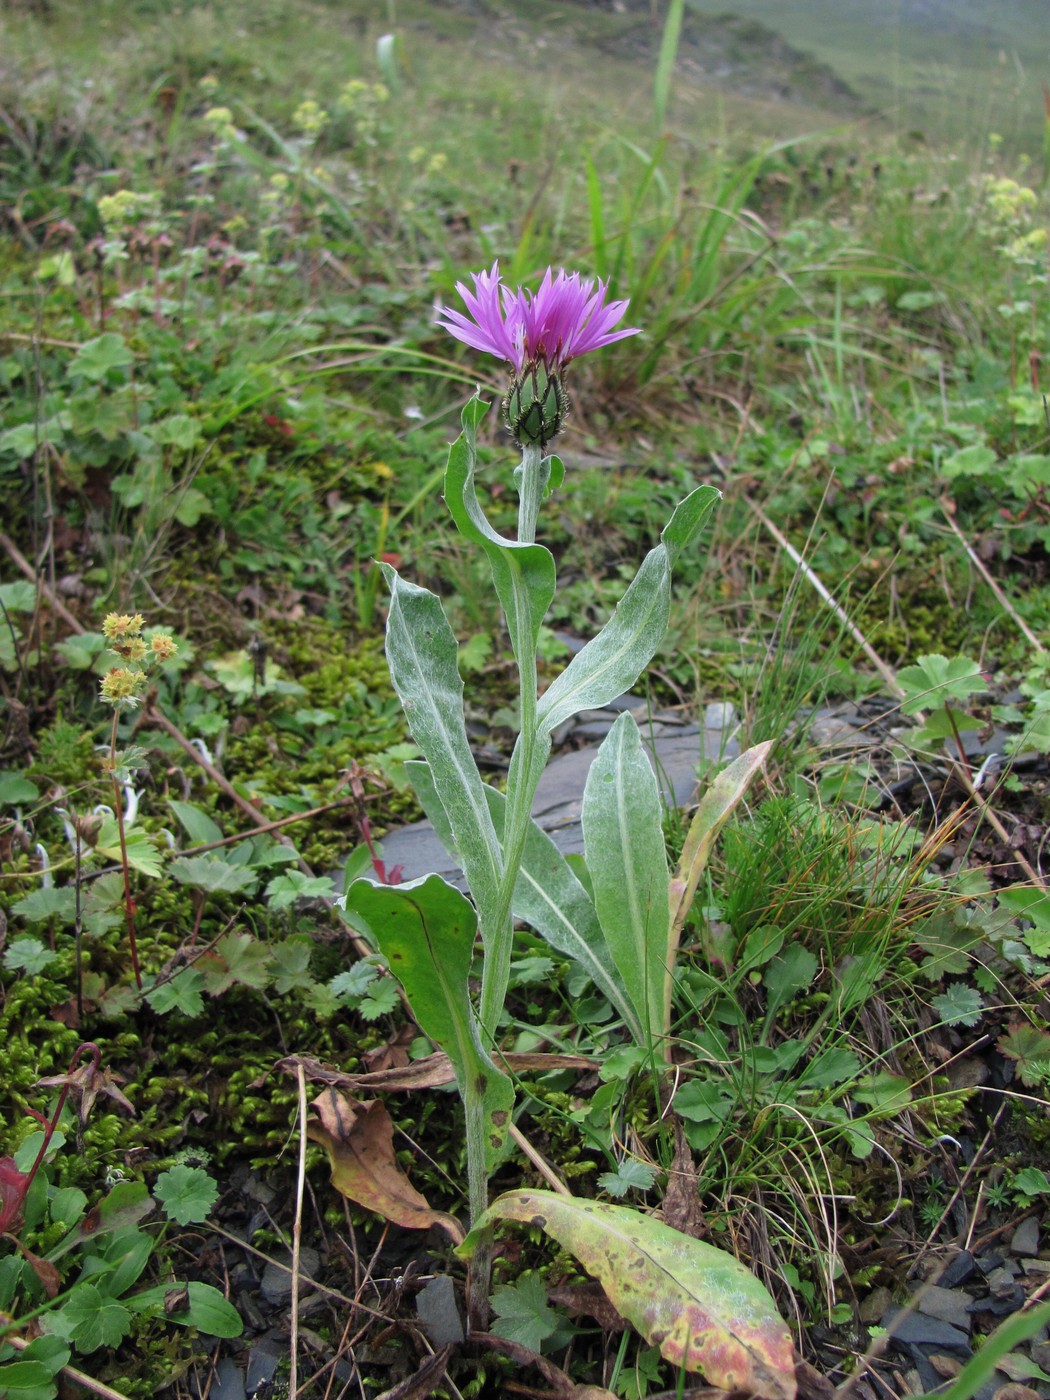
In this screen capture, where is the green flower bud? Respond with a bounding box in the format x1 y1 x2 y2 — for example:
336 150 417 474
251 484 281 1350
505 359 568 449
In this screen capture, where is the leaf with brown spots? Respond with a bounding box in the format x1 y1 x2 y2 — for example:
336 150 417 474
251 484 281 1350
308 1091 463 1243
458 1190 795 1400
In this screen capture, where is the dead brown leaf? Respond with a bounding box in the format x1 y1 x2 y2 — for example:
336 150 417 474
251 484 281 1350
281 1050 596 1094
373 1345 453 1400
308 1091 463 1243
662 1117 705 1239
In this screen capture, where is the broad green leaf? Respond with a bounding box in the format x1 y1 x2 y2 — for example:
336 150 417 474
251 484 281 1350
444 395 557 669
583 712 670 1044
897 653 984 714
150 413 201 450
343 874 513 1173
458 1191 796 1400
168 800 224 846
940 444 998 479
0 1357 62 1399
0 582 37 613
47 1282 132 1353
69 333 134 383
931 984 984 1027
170 856 256 893
3 937 58 974
94 819 165 878
852 1071 912 1116
47 1181 152 1262
94 1228 152 1299
763 947 819 1019
128 1280 243 1337
11 888 76 925
479 777 643 1043
154 1165 219 1225
490 1273 563 1350
196 930 272 994
407 758 642 1040
536 545 671 737
597 1159 658 1197
145 967 206 1017
383 569 502 936
0 770 40 805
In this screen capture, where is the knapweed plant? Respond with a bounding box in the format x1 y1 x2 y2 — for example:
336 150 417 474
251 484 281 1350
342 265 764 1225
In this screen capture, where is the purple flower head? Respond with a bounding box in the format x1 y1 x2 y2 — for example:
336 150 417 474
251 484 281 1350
439 262 639 374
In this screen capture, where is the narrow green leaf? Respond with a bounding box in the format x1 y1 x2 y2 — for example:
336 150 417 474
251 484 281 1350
668 741 772 1025
653 0 685 131
537 545 671 737
660 484 720 570
483 781 644 1042
383 568 502 932
458 1191 796 1400
343 874 513 1172
582 712 670 1044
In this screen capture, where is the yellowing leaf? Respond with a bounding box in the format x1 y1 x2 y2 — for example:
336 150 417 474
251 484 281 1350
458 1190 795 1400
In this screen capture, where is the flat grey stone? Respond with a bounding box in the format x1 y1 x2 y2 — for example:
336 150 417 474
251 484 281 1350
246 1344 280 1394
416 1274 465 1345
916 1284 972 1332
1010 1216 1041 1256
938 1250 977 1288
210 1358 247 1400
259 1245 320 1304
376 702 739 886
882 1304 971 1353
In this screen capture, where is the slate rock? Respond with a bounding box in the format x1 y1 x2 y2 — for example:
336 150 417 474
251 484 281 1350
210 1358 247 1400
246 1344 280 1395
917 1284 973 1332
416 1274 465 1345
882 1304 972 1353
1010 1216 1041 1257
938 1250 978 1288
259 1245 320 1304
375 700 739 886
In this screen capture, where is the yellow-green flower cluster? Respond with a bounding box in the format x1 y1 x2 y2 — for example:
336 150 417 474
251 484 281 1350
97 189 160 232
291 100 329 139
984 175 1039 225
99 613 179 710
336 79 389 146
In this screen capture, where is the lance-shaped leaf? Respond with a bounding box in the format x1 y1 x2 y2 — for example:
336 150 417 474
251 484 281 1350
458 1190 796 1400
342 874 513 1173
444 395 557 668
382 567 503 934
535 485 719 738
666 741 772 1030
582 711 670 1043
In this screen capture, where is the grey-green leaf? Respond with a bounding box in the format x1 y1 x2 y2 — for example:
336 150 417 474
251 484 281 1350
582 711 670 1045
382 567 503 931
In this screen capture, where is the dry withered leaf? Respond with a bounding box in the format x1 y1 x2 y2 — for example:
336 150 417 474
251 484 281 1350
281 1049 596 1094
373 1345 453 1400
548 1281 628 1333
308 1091 462 1243
35 1061 134 1127
363 1023 417 1074
663 1117 705 1239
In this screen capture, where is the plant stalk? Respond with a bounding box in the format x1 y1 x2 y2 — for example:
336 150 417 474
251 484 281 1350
478 441 545 1040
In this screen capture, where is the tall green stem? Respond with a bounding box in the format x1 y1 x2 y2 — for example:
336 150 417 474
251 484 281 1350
477 441 545 1041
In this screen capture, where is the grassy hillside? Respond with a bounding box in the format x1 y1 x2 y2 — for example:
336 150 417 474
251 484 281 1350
682 0 1050 152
